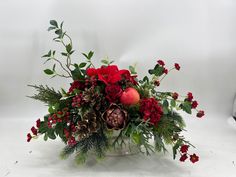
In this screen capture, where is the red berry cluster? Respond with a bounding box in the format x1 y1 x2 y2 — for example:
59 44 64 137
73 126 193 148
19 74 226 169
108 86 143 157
179 145 199 163
47 108 70 128
27 119 41 142
72 94 83 107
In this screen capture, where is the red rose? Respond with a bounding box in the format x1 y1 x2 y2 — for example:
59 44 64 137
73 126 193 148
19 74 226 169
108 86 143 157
86 68 97 77
187 92 193 101
191 100 198 109
68 80 85 93
172 92 178 100
105 85 122 102
180 145 189 153
174 63 180 70
140 98 163 126
197 110 205 118
36 119 41 128
27 133 32 142
31 126 37 135
190 153 199 163
180 154 188 162
157 60 165 66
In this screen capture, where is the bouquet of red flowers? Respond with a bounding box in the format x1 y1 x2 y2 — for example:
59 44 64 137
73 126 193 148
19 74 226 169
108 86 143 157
27 20 204 164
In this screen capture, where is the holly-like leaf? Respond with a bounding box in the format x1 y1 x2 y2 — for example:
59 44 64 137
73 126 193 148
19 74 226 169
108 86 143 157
79 62 87 68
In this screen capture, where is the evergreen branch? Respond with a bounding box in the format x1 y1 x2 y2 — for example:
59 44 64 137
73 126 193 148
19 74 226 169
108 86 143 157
27 85 62 105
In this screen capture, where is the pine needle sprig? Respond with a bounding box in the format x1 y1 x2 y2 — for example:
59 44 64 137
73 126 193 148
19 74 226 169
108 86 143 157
27 84 62 105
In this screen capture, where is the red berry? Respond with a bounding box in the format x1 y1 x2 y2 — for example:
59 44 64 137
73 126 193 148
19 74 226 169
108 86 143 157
31 126 37 135
154 80 160 86
174 63 180 70
27 133 32 142
36 119 41 128
163 68 168 74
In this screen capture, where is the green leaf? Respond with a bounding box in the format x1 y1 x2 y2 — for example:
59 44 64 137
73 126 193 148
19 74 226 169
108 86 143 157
88 51 94 59
181 102 192 114
79 62 87 68
50 20 58 28
66 44 72 53
101 59 109 65
61 52 67 56
143 76 149 83
48 106 54 114
71 67 83 80
48 26 56 31
132 132 141 144
173 139 183 159
47 129 56 140
42 50 52 58
55 29 63 36
171 100 176 107
75 153 87 165
129 65 137 74
44 133 48 141
44 69 54 75
163 100 169 108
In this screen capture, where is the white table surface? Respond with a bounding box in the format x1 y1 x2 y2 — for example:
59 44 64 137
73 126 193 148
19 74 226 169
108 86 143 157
1 113 236 177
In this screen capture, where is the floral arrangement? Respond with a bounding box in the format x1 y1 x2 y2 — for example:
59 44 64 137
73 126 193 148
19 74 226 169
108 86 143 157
27 20 204 164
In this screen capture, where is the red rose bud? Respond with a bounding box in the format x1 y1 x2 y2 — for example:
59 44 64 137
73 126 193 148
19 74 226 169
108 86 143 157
157 60 165 66
180 145 189 153
36 119 40 128
163 68 168 74
187 92 193 101
86 68 97 77
31 126 37 135
27 133 32 142
179 154 188 162
197 110 205 118
191 100 198 109
190 153 199 163
172 92 179 100
174 63 180 70
154 80 160 87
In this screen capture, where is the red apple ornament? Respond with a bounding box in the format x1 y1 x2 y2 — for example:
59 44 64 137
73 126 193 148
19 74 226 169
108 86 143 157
120 87 140 105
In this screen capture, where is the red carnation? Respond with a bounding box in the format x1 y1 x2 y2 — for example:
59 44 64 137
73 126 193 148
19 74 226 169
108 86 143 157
157 60 165 66
31 126 37 135
172 92 178 100
180 145 189 153
174 63 180 70
163 68 168 74
68 80 85 93
105 85 122 102
191 100 198 109
140 98 163 126
86 68 97 77
36 119 41 128
197 110 205 118
187 92 193 102
190 153 199 163
180 154 188 162
27 133 32 142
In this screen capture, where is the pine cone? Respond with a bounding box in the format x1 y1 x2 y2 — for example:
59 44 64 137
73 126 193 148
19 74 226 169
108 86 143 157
102 104 127 130
77 111 100 140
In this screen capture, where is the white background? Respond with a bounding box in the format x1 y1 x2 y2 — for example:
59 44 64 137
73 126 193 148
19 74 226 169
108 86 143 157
0 0 236 177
